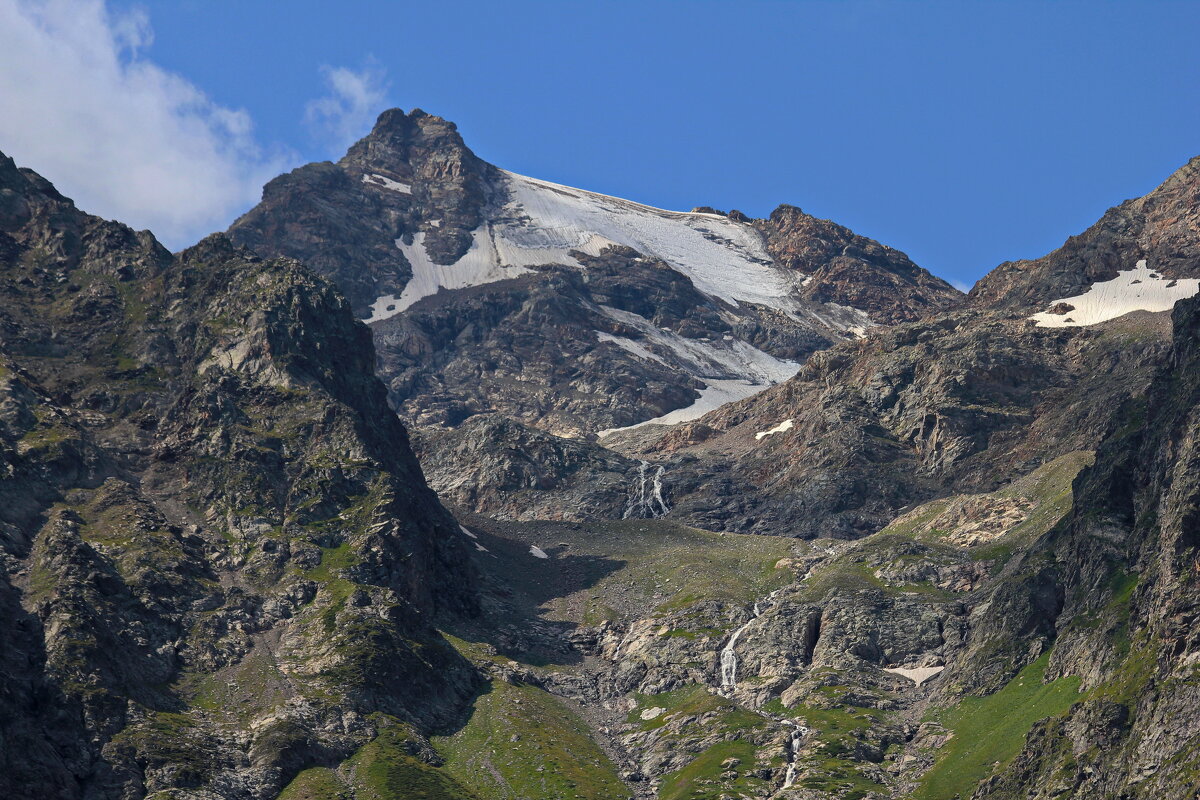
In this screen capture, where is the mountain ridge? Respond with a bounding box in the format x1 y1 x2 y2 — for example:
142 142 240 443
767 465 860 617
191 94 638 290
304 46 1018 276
228 108 963 441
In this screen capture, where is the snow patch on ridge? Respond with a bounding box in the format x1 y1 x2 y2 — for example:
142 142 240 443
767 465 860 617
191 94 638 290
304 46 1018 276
529 545 550 559
364 170 877 333
1030 260 1200 328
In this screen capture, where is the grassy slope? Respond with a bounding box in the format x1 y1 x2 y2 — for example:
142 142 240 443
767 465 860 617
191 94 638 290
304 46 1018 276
432 680 630 800
277 721 480 800
914 653 1082 800
464 517 794 627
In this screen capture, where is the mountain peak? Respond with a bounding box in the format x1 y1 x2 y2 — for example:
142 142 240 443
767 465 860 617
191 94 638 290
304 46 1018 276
345 107 473 169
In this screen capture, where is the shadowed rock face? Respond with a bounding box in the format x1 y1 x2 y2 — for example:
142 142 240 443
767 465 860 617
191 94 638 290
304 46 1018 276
965 292 1200 798
0 151 481 800
229 109 497 313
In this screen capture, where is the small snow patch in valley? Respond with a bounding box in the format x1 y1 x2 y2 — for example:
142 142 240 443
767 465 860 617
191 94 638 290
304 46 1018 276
459 525 477 539
362 173 412 193
883 665 944 686
1030 260 1200 327
529 545 549 559
755 419 794 440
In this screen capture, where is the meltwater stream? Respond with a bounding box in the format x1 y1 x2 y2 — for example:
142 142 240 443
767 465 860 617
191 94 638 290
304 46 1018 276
780 719 808 789
624 460 670 519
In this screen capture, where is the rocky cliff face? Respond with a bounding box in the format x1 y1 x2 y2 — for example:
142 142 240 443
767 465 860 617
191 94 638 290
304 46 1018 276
0 151 483 800
592 158 1200 538
367 154 1200 800
968 291 1200 798
756 204 962 324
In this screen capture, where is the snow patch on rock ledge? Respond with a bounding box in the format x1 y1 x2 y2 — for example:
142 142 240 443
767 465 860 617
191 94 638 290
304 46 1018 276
529 545 550 559
1030 260 1200 327
598 306 799 386
594 306 800 437
755 419 795 440
362 230 536 322
362 173 412 193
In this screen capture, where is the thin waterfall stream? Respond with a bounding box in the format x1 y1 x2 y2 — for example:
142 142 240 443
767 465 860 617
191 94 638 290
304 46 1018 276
718 588 783 692
780 719 808 789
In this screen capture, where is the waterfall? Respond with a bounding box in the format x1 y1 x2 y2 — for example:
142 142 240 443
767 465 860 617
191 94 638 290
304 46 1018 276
719 626 747 689
719 589 783 691
624 460 670 519
780 720 808 789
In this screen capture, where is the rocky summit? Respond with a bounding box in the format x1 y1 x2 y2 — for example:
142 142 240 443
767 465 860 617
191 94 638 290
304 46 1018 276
1 108 1199 800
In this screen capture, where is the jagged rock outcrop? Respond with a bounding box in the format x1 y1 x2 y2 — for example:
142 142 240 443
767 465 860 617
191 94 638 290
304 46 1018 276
965 291 1200 798
756 204 963 324
228 108 497 311
0 151 481 800
412 414 636 520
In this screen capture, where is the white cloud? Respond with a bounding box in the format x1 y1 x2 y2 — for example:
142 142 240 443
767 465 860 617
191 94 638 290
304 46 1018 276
0 0 291 249
951 278 975 293
304 61 390 152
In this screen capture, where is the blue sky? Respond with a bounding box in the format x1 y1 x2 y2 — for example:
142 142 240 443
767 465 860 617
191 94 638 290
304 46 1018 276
3 1 1198 288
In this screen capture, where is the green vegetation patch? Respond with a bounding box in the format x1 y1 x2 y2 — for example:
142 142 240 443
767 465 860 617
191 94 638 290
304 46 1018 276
345 722 476 800
432 680 629 800
176 645 289 722
276 767 352 800
915 653 1082 800
658 740 768 800
477 517 793 626
628 684 765 737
